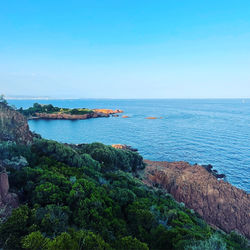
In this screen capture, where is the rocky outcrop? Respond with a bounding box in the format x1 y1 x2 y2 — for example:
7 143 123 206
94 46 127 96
145 117 163 119
0 102 33 144
0 166 18 221
92 109 123 114
143 160 250 238
111 144 138 152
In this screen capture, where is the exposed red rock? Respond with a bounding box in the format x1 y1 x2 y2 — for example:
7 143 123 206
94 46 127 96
145 117 163 119
122 115 129 118
0 166 19 220
0 103 33 144
143 160 250 238
93 109 123 114
111 144 138 152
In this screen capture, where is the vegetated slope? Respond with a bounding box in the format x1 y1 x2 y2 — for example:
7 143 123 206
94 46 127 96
143 160 250 239
0 102 248 249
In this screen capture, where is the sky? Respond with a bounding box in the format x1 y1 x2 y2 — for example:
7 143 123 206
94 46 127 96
0 0 250 99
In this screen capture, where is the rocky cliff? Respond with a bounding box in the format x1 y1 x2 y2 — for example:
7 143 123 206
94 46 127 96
0 102 33 144
143 160 250 238
0 166 18 221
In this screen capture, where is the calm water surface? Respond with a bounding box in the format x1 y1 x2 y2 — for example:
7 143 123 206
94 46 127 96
9 99 250 192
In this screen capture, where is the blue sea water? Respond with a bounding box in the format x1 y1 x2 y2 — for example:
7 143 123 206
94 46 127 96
8 99 250 192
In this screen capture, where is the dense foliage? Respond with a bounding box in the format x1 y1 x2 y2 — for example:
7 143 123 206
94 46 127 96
0 140 248 250
18 103 93 117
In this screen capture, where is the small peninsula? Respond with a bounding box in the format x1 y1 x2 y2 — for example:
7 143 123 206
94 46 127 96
18 103 123 120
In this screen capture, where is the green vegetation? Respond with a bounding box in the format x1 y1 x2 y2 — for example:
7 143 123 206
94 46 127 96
0 139 248 250
18 103 94 117
0 94 7 105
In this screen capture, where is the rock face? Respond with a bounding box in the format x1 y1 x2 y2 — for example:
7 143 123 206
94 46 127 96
92 109 123 114
143 160 250 238
0 102 33 144
111 144 138 152
0 166 18 220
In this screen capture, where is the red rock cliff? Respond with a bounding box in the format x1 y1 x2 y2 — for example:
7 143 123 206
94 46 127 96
0 102 33 144
0 166 18 220
143 160 250 239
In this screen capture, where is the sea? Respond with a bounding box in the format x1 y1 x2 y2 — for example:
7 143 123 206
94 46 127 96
8 99 250 193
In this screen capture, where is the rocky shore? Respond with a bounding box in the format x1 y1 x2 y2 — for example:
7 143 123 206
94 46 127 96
143 160 250 238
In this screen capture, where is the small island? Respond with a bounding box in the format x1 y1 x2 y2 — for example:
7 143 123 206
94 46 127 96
18 103 123 120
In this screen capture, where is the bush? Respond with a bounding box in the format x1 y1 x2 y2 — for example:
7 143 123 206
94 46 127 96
78 142 145 172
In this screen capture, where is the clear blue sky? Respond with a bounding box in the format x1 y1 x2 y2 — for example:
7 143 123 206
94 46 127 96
1 0 250 98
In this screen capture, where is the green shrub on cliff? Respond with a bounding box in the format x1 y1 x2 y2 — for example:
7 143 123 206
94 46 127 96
31 139 100 169
17 103 94 117
0 94 7 104
78 142 145 172
0 139 248 250
69 108 93 115
18 103 61 116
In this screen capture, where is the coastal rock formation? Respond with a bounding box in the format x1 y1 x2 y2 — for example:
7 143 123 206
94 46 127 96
145 117 163 119
29 109 123 120
93 109 123 114
143 160 250 238
122 115 129 118
112 144 138 152
0 102 33 144
0 166 18 220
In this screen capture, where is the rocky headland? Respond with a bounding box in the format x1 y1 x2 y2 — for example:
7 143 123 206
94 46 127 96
30 111 110 120
143 160 250 238
18 103 123 120
29 109 123 120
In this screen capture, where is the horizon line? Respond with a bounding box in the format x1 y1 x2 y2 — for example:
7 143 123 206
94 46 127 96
5 96 250 100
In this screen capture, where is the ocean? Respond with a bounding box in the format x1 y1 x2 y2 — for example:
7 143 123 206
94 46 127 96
8 99 250 192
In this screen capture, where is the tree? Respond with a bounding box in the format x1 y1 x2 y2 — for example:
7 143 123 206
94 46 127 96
118 236 149 250
21 231 50 250
0 94 7 104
